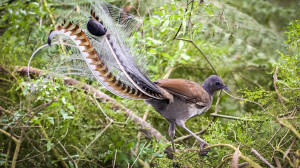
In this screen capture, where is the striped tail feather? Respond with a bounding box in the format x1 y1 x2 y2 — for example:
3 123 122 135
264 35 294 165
45 0 174 101
48 22 148 99
87 9 164 99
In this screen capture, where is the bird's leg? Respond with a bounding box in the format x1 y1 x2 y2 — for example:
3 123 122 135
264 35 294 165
168 122 176 167
176 121 210 155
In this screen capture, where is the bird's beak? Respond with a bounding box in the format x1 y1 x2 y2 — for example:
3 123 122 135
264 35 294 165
223 86 231 92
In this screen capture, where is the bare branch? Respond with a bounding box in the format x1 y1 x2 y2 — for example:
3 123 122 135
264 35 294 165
210 113 255 121
205 144 263 168
78 121 112 163
223 91 265 111
232 146 239 168
113 149 117 168
175 38 218 74
276 118 300 140
260 127 281 150
130 142 147 168
58 141 78 168
251 148 274 168
283 136 296 159
1 66 167 143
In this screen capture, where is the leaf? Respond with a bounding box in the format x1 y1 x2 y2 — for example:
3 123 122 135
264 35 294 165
60 109 73 120
68 161 74 168
49 102 60 107
47 117 54 125
67 103 75 112
204 7 213 15
161 20 169 32
28 2 39 8
62 97 66 104
126 142 134 150
146 37 162 44
161 52 171 59
181 53 190 60
46 141 53 152
179 40 184 50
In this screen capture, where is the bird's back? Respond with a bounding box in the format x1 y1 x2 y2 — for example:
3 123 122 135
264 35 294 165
146 79 213 123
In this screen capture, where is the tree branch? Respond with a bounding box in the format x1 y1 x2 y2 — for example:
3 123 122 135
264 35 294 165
204 144 263 168
251 148 274 168
1 66 167 143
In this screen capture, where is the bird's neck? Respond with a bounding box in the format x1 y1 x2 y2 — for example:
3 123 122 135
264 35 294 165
202 84 215 97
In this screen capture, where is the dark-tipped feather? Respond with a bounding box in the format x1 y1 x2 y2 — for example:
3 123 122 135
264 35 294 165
87 19 106 36
47 30 54 46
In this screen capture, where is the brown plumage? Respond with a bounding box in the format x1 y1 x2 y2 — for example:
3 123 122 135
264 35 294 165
154 79 211 106
146 75 230 161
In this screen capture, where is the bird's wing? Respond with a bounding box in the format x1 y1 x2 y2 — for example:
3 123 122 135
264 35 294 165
154 79 211 106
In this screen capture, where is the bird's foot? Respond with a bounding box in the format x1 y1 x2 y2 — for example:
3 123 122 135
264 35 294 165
200 143 211 156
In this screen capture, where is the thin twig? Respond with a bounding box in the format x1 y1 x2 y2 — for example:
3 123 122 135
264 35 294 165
175 38 218 74
20 99 58 125
216 155 232 168
89 95 113 122
58 141 78 168
204 144 263 168
251 148 274 168
172 0 194 40
210 113 255 121
260 127 281 150
223 90 265 111
174 129 206 143
238 162 249 168
0 129 19 145
283 136 296 159
134 105 150 154
131 149 150 167
130 142 147 168
113 149 117 168
276 118 300 140
38 123 69 168
78 121 112 163
214 91 222 113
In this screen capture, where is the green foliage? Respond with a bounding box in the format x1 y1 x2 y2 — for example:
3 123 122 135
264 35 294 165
0 0 51 66
0 0 299 167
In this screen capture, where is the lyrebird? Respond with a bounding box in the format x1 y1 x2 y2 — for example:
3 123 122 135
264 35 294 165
46 0 230 163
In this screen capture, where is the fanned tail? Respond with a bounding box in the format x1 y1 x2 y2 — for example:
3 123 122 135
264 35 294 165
46 0 172 100
48 22 148 99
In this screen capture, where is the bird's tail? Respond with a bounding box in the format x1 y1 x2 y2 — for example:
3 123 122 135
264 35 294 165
43 0 171 100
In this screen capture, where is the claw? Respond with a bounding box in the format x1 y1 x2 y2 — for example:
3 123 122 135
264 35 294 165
200 143 211 156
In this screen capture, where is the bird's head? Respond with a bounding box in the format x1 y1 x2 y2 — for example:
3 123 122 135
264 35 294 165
202 75 230 95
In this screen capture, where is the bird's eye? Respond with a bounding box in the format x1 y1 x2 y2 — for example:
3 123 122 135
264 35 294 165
215 81 220 86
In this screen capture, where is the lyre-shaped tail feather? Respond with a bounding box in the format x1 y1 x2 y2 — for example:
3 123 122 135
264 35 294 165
87 8 164 99
46 0 169 100
48 22 148 99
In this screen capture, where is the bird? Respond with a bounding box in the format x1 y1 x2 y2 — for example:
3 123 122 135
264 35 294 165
45 0 230 163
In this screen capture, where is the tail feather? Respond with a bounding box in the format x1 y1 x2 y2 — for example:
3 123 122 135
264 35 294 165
45 0 168 100
87 9 163 99
48 22 148 99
